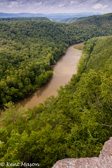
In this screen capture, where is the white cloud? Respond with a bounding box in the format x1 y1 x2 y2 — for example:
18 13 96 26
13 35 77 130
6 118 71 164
0 0 111 14
34 1 42 6
92 3 108 10
8 1 18 8
70 1 75 4
58 3 66 7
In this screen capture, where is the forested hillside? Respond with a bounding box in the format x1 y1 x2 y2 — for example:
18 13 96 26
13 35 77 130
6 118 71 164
62 12 112 24
0 13 112 106
61 16 86 23
0 21 68 106
0 36 112 167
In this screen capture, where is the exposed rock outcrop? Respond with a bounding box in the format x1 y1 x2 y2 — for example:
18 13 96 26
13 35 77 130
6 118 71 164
52 137 112 168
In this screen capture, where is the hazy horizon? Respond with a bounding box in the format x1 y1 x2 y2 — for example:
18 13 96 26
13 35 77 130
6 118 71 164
0 11 101 14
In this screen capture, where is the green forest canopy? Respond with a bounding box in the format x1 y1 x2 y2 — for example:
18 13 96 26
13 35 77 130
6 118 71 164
0 36 112 167
0 13 112 106
0 13 112 168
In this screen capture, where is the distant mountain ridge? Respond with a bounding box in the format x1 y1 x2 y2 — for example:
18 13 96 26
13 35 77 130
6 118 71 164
61 17 87 23
73 13 112 26
0 17 49 22
61 13 112 23
0 12 100 22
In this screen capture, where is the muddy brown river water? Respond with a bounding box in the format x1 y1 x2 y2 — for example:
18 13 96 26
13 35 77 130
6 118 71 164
17 44 82 109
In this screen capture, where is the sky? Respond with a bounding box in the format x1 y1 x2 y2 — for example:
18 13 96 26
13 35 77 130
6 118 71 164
0 0 111 14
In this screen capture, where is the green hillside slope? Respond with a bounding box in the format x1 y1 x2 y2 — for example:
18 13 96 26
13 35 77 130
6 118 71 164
0 36 112 167
61 16 87 23
62 13 112 24
0 21 68 106
0 13 112 106
75 13 112 26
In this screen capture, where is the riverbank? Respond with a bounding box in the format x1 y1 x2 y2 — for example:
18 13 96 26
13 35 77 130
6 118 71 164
16 43 83 109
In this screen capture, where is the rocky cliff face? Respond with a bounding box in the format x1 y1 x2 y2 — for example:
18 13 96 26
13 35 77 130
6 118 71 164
52 137 112 168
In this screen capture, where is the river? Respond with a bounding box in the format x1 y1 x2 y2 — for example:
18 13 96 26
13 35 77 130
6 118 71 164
17 43 82 109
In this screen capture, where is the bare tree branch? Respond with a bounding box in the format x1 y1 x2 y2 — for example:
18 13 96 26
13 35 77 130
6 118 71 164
101 123 112 127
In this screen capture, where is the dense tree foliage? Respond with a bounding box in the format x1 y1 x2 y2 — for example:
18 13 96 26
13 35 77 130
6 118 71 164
0 13 112 167
0 13 112 106
0 21 69 106
0 37 112 167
